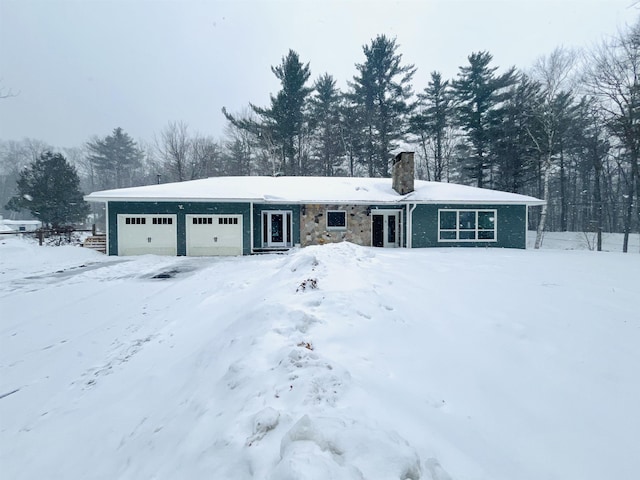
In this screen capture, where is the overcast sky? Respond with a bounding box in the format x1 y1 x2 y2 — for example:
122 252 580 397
0 0 637 149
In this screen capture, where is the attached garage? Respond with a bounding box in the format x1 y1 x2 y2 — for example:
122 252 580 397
186 214 243 256
117 214 177 256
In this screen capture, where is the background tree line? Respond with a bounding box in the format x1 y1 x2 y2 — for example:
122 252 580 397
1 19 638 250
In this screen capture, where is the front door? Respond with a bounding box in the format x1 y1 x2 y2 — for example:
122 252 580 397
263 211 292 248
372 211 401 248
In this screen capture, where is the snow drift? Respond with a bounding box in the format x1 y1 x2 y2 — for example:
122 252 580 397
1 236 638 479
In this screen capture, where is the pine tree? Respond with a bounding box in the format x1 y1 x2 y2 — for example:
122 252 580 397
350 35 416 177
308 73 344 176
452 51 517 188
337 96 366 177
492 74 542 193
251 50 312 175
5 151 89 228
86 127 143 189
411 71 453 181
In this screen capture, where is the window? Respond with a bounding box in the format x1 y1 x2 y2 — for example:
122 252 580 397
218 217 238 225
438 209 496 242
125 217 146 225
152 217 172 225
326 210 347 230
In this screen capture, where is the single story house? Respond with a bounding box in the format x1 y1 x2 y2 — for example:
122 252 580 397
0 216 42 233
84 152 544 256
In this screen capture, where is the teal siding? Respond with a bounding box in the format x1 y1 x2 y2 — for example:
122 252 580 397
107 201 251 255
252 204 301 249
106 200 529 254
410 204 528 249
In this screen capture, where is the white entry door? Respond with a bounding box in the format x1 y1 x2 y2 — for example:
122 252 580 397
371 210 401 248
117 214 177 256
262 211 292 248
186 214 243 256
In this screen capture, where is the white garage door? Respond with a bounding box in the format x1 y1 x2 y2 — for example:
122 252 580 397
117 214 177 256
186 214 243 256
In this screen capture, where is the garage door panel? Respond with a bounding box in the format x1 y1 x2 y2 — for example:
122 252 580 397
186 214 243 256
117 215 177 256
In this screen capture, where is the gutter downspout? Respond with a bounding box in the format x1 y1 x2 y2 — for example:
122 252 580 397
525 203 529 249
407 203 417 248
250 201 254 254
105 202 110 255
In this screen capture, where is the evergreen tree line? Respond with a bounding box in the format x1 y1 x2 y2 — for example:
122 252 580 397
1 21 638 249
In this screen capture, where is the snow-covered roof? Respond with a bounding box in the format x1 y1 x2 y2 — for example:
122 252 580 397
84 176 545 206
1 219 42 225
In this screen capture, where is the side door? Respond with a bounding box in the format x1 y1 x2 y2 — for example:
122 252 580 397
262 211 292 248
371 211 401 248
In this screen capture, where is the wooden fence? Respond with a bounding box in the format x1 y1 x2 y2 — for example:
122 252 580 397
0 225 106 253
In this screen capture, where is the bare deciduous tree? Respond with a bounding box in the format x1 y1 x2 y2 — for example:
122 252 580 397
529 46 578 248
156 121 221 182
157 121 191 182
583 19 640 252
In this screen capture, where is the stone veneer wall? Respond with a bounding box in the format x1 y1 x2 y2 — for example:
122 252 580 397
392 151 415 194
300 204 371 247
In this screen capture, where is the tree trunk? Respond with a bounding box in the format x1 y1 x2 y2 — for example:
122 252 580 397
594 159 603 252
559 147 567 231
534 158 551 249
622 183 632 253
419 133 431 181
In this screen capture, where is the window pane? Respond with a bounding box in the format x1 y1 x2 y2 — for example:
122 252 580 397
478 211 495 230
439 231 457 240
459 230 476 240
286 213 291 243
263 214 268 243
478 230 495 240
387 215 396 243
459 211 475 230
327 211 346 228
439 211 456 230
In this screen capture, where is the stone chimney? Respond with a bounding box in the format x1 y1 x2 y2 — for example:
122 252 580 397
392 151 415 194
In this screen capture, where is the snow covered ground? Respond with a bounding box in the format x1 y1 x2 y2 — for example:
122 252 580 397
1 233 638 480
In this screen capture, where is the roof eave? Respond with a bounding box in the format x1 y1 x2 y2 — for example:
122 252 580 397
85 195 545 206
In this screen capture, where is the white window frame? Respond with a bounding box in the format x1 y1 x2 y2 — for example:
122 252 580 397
262 210 293 248
370 209 402 248
326 210 347 230
438 209 497 242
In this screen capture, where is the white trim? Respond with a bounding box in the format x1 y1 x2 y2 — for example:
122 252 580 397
438 209 498 243
525 204 529 249
326 210 347 230
407 203 417 248
85 195 545 207
262 210 293 248
105 202 110 255
250 201 254 254
370 209 402 248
